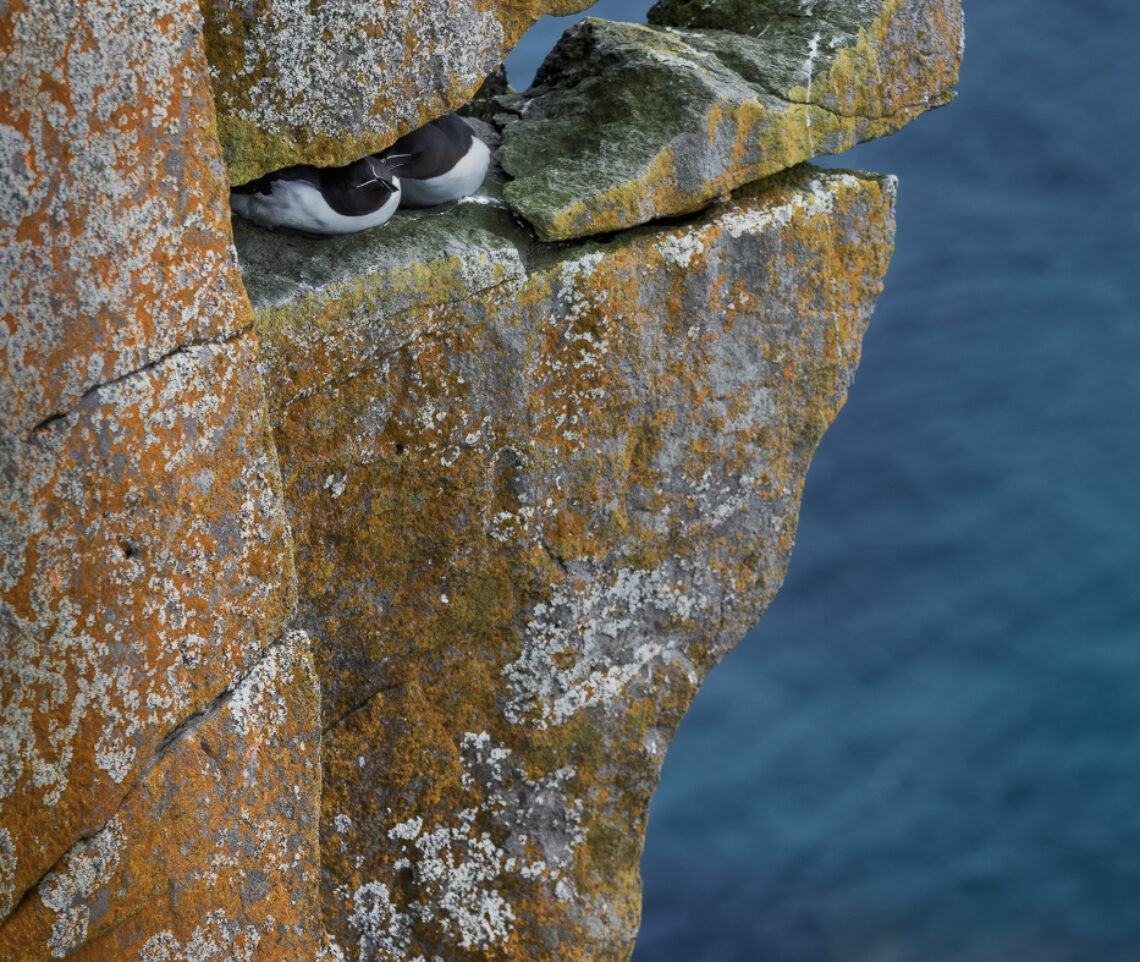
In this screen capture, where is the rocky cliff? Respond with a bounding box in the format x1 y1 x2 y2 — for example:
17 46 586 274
0 0 961 958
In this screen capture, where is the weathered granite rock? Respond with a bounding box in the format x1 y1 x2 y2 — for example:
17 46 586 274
2 0 962 953
498 0 963 239
0 0 249 437
0 631 322 962
239 161 896 960
0 333 297 926
0 0 315 953
202 0 596 184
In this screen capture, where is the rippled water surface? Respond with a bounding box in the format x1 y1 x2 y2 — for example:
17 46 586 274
511 2 1140 959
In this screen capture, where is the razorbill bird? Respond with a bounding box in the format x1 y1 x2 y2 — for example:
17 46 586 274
230 154 401 237
379 113 491 208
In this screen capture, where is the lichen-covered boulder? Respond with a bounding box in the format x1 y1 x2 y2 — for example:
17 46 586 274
497 0 962 239
238 161 896 960
202 0 596 185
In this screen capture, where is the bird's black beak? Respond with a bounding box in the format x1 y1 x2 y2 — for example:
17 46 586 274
382 152 412 171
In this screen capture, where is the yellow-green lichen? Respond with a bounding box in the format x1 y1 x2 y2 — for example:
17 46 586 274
497 0 960 240
242 164 897 961
202 0 598 184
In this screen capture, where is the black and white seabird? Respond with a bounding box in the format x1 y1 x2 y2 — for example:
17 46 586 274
379 113 491 208
230 154 401 237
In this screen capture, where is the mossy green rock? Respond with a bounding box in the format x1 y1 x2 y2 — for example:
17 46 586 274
499 0 962 239
238 163 897 961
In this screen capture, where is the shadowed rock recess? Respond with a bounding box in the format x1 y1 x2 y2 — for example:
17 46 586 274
0 0 960 958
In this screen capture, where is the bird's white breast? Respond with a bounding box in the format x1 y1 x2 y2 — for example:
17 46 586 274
231 178 401 235
398 137 491 208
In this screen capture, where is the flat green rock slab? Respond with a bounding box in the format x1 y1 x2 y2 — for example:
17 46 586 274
498 0 962 240
232 195 527 314
232 121 531 317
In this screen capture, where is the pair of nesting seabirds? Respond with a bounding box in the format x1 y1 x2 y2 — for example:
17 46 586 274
230 113 491 236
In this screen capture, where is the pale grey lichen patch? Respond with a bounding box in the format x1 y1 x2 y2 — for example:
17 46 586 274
0 123 42 225
338 732 584 958
391 820 516 951
502 563 709 728
555 251 607 319
93 676 142 784
719 169 863 238
40 816 125 958
656 230 707 270
316 937 349 962
213 0 503 138
346 880 418 961
227 630 297 737
1 601 141 809
461 733 584 882
137 910 261 962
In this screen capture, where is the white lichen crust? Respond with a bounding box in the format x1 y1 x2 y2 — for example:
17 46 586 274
331 732 584 959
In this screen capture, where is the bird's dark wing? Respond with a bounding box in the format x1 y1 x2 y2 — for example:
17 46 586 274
231 165 321 195
380 114 472 179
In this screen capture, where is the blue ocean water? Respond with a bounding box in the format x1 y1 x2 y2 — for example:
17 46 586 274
510 2 1140 959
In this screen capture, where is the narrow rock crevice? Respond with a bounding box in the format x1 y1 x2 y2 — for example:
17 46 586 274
0 843 70 933
320 679 407 735
27 327 253 441
778 92 955 121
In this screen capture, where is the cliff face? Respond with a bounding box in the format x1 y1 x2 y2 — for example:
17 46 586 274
0 0 961 959
1 2 314 955
250 161 896 962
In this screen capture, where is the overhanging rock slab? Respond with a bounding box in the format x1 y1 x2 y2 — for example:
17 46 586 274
202 0 596 184
498 0 962 240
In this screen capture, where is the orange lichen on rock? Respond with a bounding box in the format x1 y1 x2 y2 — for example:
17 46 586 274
0 333 296 928
0 0 249 436
0 632 321 962
243 164 897 961
0 0 310 951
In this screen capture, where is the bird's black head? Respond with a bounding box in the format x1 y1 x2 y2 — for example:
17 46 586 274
319 155 400 217
343 155 398 193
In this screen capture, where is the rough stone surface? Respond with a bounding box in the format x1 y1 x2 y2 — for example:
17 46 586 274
239 161 896 961
0 0 312 952
0 0 249 436
0 332 296 928
203 0 595 184
498 0 963 239
1 0 963 954
0 631 322 962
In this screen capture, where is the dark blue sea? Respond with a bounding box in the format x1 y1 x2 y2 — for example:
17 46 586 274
509 2 1140 959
